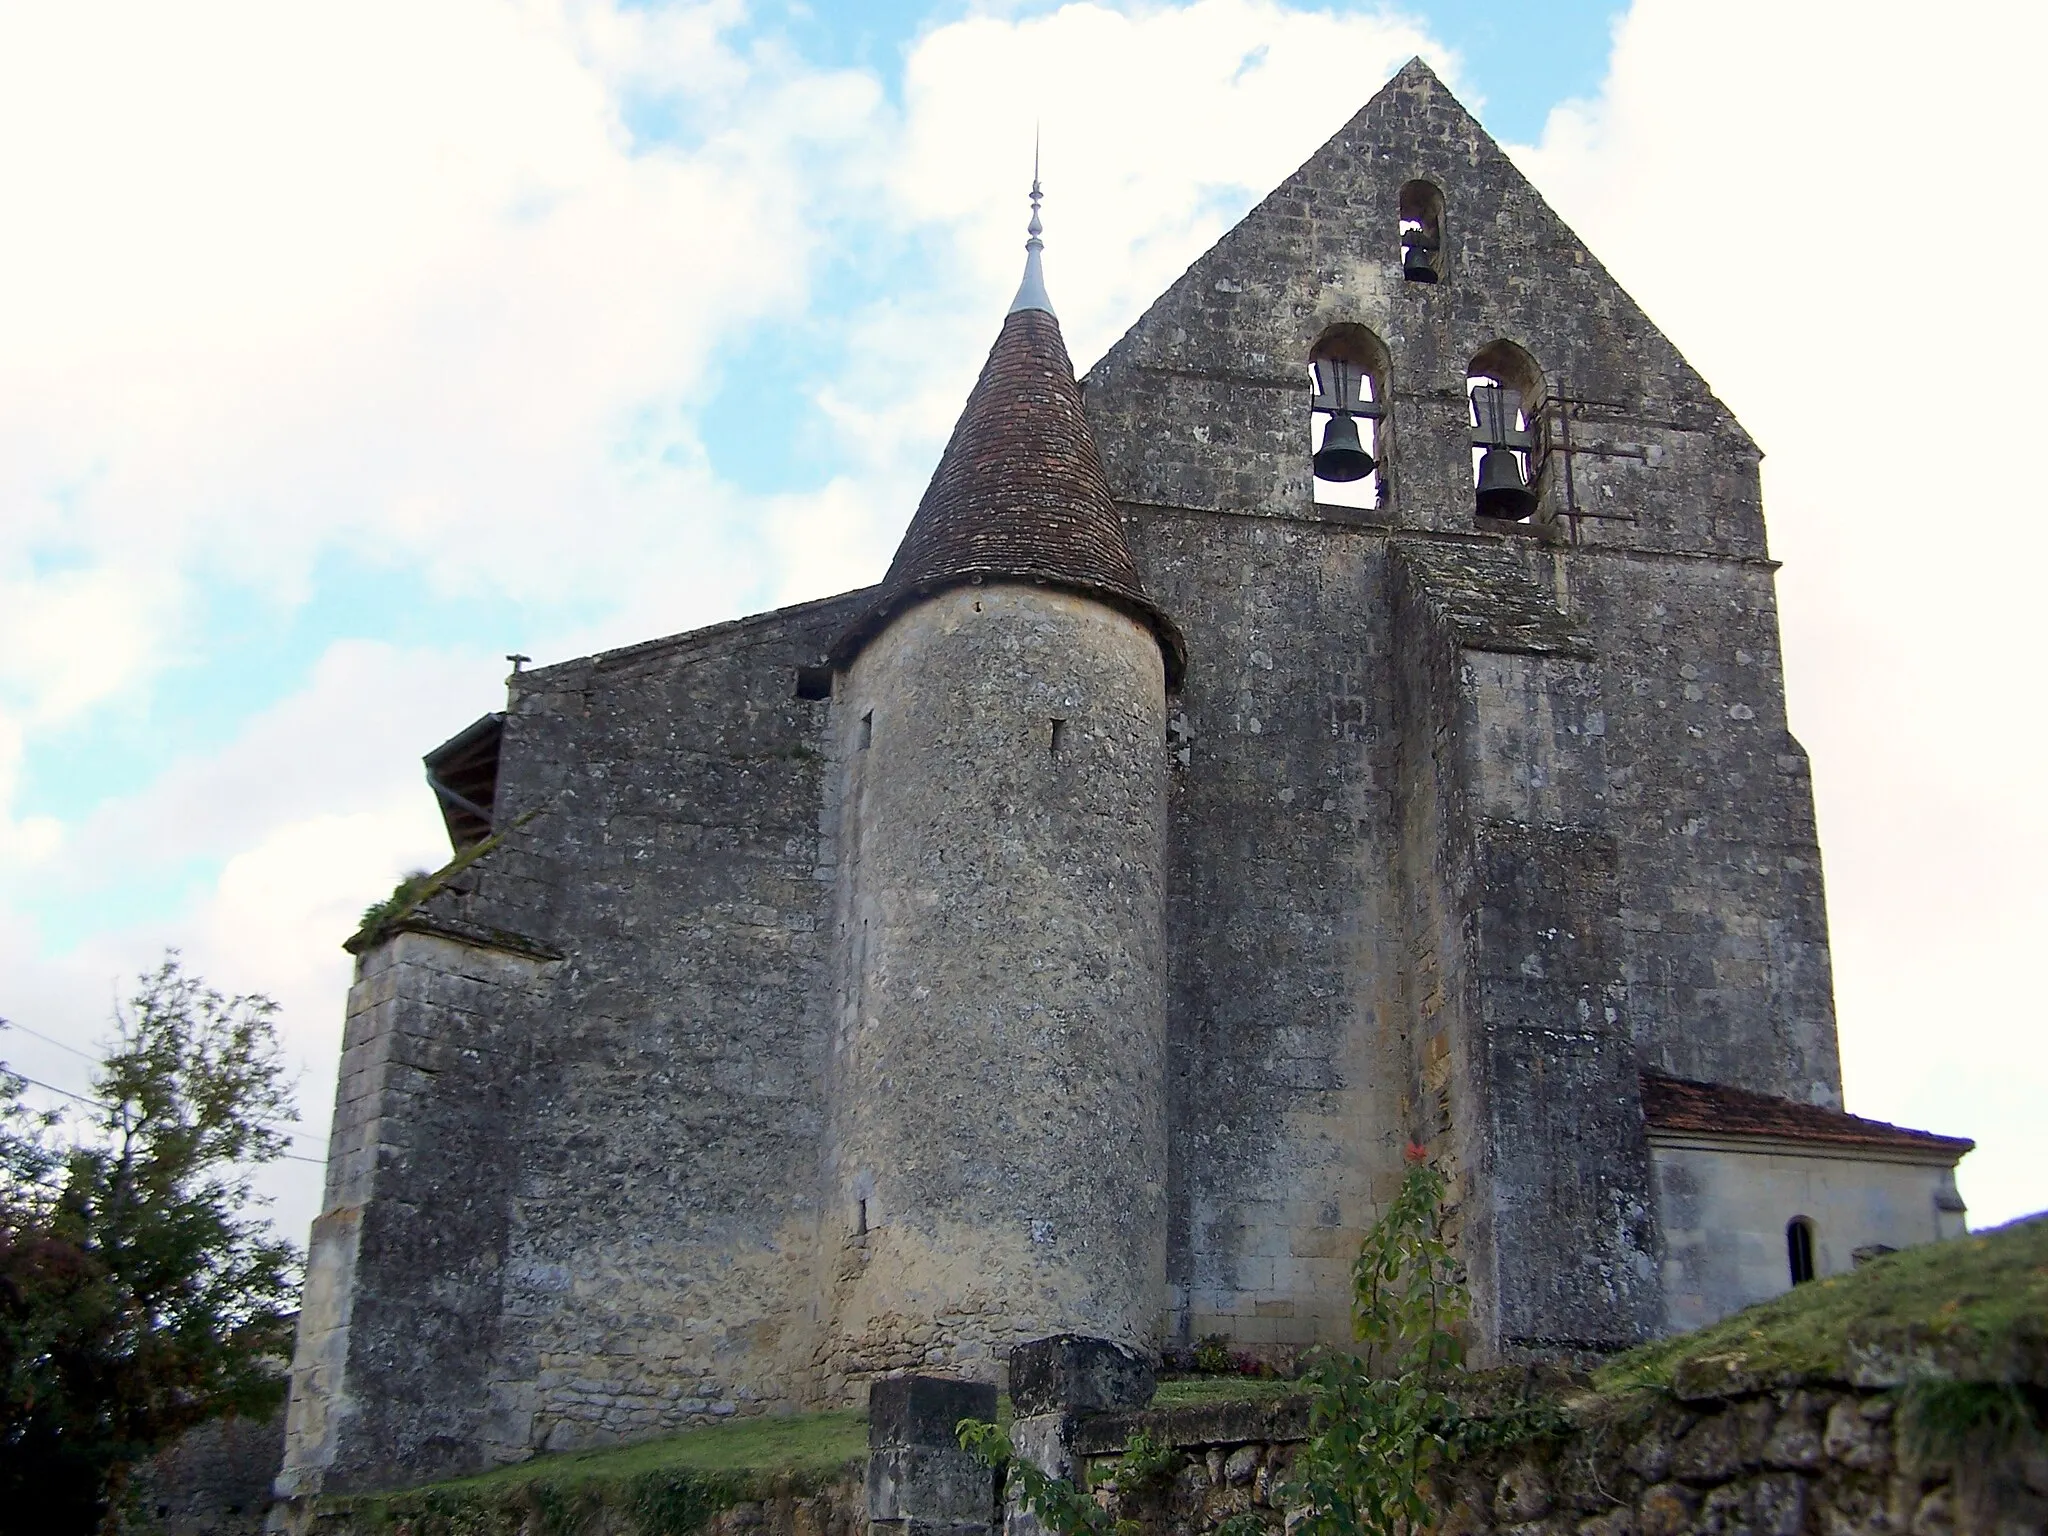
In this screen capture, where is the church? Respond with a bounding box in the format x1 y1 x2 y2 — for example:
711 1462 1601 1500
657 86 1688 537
275 60 1972 1501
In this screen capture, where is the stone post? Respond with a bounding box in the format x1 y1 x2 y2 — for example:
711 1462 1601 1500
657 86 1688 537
1005 1336 1156 1536
868 1375 1000 1536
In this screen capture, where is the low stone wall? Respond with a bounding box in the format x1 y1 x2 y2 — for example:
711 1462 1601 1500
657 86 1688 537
142 1374 2044 1534
292 1470 863 1536
1075 1384 2047 1536
121 1406 285 1536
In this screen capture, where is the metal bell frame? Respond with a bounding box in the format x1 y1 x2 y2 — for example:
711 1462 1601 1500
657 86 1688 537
1310 356 1386 485
1469 382 1538 520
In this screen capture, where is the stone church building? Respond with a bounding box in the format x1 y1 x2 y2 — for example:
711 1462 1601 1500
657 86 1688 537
276 60 1971 1501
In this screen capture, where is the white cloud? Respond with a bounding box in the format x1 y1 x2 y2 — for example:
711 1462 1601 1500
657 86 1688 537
0 0 882 732
1513 0 2048 1225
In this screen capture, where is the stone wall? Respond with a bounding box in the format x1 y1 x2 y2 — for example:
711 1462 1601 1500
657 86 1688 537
280 932 553 1497
123 1406 285 1536
278 594 868 1498
1075 1385 2046 1536
1124 506 1407 1355
276 57 1870 1493
482 597 860 1455
248 1376 2048 1536
293 1470 864 1536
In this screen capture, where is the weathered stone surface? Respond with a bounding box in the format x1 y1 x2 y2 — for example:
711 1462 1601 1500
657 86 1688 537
126 1406 285 1536
1824 1397 1892 1471
1622 1415 1681 1481
870 1376 999 1453
867 1445 998 1527
1635 1482 1699 1536
1496 1462 1554 1522
1764 1393 1825 1469
263 1379 2036 1536
824 588 1171 1388
1074 1393 1312 1456
1009 1336 1157 1419
277 594 868 1498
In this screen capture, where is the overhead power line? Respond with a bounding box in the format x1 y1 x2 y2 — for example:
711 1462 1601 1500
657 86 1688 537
1 1020 97 1062
9 1072 326 1167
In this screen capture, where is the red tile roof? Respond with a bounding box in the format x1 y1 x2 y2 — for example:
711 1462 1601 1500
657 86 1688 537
832 307 1183 682
1642 1074 1973 1158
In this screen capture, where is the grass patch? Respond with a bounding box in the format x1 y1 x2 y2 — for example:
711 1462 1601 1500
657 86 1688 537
1153 1376 1304 1406
323 1408 867 1536
1899 1379 2045 1460
431 1408 866 1491
1594 1213 2048 1398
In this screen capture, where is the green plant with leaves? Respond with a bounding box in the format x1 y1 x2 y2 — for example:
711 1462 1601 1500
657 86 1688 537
0 956 302 1534
957 1418 1135 1536
1107 1428 1179 1495
1286 1143 1468 1536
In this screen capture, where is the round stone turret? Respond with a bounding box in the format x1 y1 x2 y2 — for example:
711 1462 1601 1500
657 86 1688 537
818 193 1175 1389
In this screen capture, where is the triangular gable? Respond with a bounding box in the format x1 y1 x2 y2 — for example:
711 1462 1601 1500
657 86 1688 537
1083 59 1761 552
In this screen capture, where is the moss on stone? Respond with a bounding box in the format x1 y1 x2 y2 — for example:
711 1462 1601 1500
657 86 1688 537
348 808 546 954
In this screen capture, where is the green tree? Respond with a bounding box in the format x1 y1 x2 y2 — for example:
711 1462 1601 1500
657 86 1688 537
0 956 302 1533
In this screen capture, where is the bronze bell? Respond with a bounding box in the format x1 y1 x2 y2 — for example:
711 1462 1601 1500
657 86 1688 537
1475 447 1536 519
1312 412 1375 482
1402 242 1438 283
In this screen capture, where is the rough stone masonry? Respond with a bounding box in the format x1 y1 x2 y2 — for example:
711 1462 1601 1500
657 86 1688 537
272 58 1973 1505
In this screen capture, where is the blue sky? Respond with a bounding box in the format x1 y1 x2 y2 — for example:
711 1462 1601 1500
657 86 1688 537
2 0 2045 1252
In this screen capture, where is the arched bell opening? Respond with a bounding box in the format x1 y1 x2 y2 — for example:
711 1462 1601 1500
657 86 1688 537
1308 324 1391 511
1399 180 1445 284
1466 339 1546 522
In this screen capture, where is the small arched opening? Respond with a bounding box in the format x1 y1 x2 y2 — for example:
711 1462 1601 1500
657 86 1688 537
1787 1217 1817 1286
1399 180 1445 284
1308 323 1391 511
1466 339 1546 522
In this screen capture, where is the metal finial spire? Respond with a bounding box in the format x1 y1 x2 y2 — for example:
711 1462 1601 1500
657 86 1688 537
1008 133 1054 317
1029 129 1042 237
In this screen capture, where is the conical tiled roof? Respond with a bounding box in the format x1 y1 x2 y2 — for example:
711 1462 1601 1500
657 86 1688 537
832 297 1184 684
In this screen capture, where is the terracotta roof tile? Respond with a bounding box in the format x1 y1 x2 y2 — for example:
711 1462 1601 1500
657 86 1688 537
1641 1073 1973 1158
833 308 1183 682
